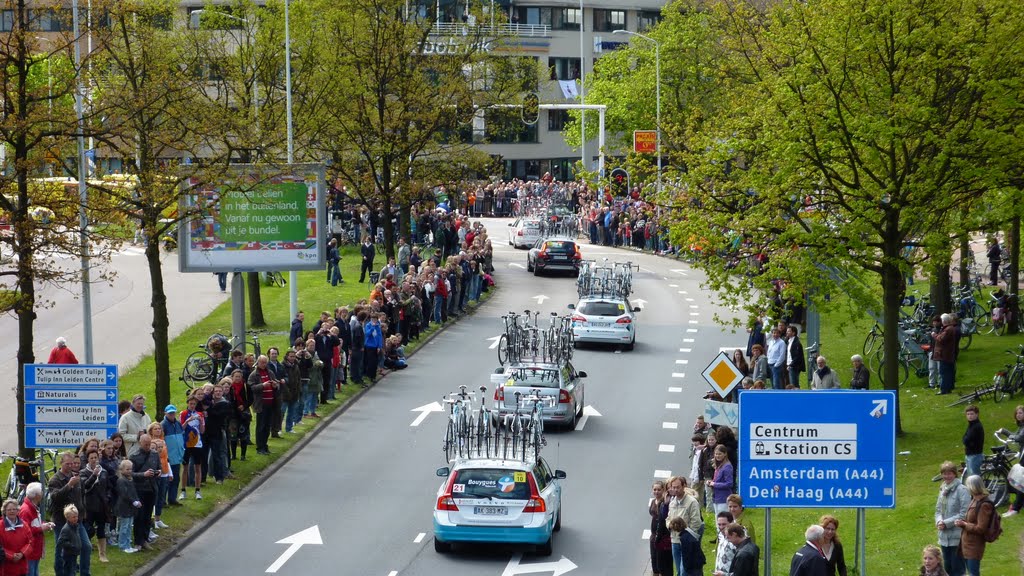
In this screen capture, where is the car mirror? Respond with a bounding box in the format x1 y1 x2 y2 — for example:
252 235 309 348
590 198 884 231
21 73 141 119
507 223 513 226
633 307 641 312
554 470 567 479
577 371 587 378
567 304 575 310
436 467 450 477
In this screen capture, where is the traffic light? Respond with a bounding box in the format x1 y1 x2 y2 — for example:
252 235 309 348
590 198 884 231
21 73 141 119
521 92 539 125
610 167 629 196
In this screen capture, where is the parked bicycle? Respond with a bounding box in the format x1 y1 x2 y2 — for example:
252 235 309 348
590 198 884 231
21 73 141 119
0 449 58 513
970 429 1021 507
993 345 1024 402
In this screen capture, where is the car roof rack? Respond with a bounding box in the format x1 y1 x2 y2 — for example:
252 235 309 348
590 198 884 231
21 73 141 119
576 259 633 299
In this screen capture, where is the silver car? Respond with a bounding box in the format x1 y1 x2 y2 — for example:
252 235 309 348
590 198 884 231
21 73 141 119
489 362 587 430
569 297 640 350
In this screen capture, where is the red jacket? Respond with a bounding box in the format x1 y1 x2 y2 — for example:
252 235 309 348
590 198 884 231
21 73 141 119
17 500 44 562
0 516 34 575
47 346 78 364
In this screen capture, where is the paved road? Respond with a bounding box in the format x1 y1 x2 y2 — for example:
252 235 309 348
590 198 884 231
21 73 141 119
153 218 742 576
0 246 229 450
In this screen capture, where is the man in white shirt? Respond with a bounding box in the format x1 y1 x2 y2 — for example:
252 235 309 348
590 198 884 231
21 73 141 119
766 327 787 389
711 511 736 576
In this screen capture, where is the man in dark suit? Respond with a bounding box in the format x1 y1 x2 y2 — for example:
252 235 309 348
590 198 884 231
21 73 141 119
721 523 760 576
789 525 828 576
359 236 375 282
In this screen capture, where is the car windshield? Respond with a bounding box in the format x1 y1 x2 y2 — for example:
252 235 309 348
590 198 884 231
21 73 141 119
453 469 531 499
523 221 541 229
544 241 575 253
578 301 626 316
506 367 560 388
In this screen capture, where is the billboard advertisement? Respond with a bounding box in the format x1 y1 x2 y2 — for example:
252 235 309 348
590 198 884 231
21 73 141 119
179 164 326 273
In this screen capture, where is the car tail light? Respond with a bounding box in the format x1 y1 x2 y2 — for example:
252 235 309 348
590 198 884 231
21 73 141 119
571 315 587 323
495 387 504 402
573 247 582 260
436 472 460 511
616 317 632 324
538 249 548 259
558 390 571 404
517 230 523 236
522 474 546 513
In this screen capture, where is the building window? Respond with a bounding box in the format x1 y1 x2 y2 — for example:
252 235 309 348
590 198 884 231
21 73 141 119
548 110 570 131
638 11 660 32
513 6 551 26
0 10 13 32
548 57 580 81
593 9 624 33
551 7 580 31
33 9 70 32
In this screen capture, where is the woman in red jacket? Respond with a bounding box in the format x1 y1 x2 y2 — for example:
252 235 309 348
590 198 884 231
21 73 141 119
2 498 34 576
17 484 52 576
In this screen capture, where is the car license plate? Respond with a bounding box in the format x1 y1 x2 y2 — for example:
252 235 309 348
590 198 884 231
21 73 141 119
591 322 610 327
475 506 507 516
550 255 566 261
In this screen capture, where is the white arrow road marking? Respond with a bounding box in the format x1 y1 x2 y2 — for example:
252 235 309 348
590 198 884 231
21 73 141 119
533 295 549 304
574 405 602 431
509 262 526 269
413 533 425 543
633 298 647 309
502 553 578 576
659 444 675 453
265 525 322 573
486 336 502 349
870 399 888 418
409 402 444 427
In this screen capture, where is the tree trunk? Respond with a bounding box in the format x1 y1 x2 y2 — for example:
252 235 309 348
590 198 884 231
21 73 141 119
930 258 951 316
247 272 266 327
15 179 35 456
882 217 904 435
959 233 971 286
382 196 395 261
144 220 172 412
1009 213 1020 335
399 203 412 244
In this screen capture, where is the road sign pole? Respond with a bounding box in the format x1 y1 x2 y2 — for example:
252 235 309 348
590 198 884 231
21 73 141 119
857 507 866 576
764 508 772 576
232 273 246 350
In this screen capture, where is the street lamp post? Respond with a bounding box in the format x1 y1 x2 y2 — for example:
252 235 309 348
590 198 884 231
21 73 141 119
284 0 298 322
72 0 94 363
613 29 660 197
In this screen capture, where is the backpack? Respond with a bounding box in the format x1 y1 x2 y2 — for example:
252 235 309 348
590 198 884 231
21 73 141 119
983 501 1002 543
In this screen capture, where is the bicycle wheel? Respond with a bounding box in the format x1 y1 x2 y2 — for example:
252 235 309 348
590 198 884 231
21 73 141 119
982 465 1008 507
444 420 455 462
1 470 16 501
947 389 982 408
877 358 910 388
273 272 287 287
994 373 1010 403
958 331 972 351
863 331 879 356
183 351 214 384
497 334 509 365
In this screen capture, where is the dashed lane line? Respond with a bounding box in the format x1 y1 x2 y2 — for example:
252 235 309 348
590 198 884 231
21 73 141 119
659 444 675 453
668 387 682 393
663 422 678 429
665 403 680 410
413 533 425 543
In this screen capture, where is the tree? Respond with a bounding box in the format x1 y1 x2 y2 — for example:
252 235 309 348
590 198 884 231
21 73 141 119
663 0 1021 433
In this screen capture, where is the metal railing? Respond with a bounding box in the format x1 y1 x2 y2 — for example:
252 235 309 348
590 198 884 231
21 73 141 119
430 22 551 37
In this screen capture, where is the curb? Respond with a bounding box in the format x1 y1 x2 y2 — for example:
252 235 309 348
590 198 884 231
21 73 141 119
133 286 497 575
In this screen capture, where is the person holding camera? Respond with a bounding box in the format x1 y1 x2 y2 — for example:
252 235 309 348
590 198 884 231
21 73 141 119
248 355 281 456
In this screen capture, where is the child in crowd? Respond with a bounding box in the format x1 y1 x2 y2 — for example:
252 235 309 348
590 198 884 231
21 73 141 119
56 505 82 576
114 460 141 554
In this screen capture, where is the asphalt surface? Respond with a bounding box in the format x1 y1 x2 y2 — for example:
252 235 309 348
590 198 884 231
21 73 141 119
151 217 742 576
0 245 229 450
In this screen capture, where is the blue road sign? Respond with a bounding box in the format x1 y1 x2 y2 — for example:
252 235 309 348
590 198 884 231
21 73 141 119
738 390 896 509
24 364 119 449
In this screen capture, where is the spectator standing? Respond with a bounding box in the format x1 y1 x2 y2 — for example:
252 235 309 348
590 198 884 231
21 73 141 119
998 405 1024 517
267 347 286 436
789 524 828 576
926 316 942 389
919 544 948 576
79 450 109 562
1 498 33 576
397 237 410 275
304 339 323 418
359 236 375 282
364 314 384 384
705 445 734 515
281 350 303 433
113 461 139 554
289 312 305 348
723 523 760 576
117 395 151 457
349 312 366 385
19 482 53 576
750 344 768 383
145 423 170 533
934 460 969 575
326 238 342 286
955 475 994 576
811 356 841 390
932 314 957 395
48 452 89 576
986 239 1001 286
746 317 765 358
727 495 756 544
128 435 159 551
55 505 82 576
667 476 704 574
819 515 847 576
248 355 280 456
786 325 806 388
648 480 673 576
849 355 870 390
963 405 984 477
179 395 205 500
160 406 184 506
710 512 736 576
47 337 79 364
766 328 786 390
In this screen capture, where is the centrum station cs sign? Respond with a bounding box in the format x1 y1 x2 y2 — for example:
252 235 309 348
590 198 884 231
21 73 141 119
738 390 896 508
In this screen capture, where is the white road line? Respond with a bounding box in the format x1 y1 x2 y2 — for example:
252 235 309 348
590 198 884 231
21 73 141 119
683 338 695 343
642 529 652 540
690 305 699 309
669 284 679 288
685 298 695 302
668 387 683 393
654 470 672 479
689 312 700 316
678 290 687 294
388 572 398 576
688 320 699 324
686 328 698 333
675 359 688 365
672 373 686 379
659 444 675 453
679 348 692 353
671 269 688 275
663 422 678 429
413 533 425 543
666 403 680 410
662 277 669 281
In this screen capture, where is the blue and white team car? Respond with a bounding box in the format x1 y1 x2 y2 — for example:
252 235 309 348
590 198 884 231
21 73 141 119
432 457 566 555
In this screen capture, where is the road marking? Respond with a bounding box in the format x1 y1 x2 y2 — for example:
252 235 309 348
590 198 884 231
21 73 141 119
486 336 502 349
685 298 695 302
502 554 578 576
668 387 683 393
642 529 652 540
662 277 669 281
665 403 680 410
690 305 699 309
679 348 692 353
678 290 687 294
413 533 425 543
654 469 672 479
683 338 695 343
575 406 602 431
509 262 525 269
671 269 688 275
532 294 549 304
689 312 700 316
672 373 686 378
266 525 323 573
686 328 698 333
388 572 397 576
669 284 679 288
659 444 675 453
675 359 688 365
663 422 678 429
409 402 444 427
688 320 699 324
614 350 622 354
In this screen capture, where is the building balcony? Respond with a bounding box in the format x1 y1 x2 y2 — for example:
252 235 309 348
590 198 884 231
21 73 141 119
430 21 550 38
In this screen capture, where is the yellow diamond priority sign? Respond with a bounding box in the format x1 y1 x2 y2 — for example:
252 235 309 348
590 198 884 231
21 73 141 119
701 352 744 398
